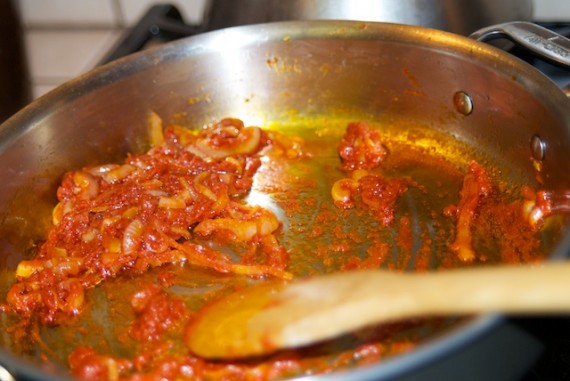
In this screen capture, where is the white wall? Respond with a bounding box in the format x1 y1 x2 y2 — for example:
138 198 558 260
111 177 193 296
534 0 570 20
19 0 570 99
18 0 208 28
17 0 570 28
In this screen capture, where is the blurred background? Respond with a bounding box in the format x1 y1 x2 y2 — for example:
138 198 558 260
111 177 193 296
8 0 570 104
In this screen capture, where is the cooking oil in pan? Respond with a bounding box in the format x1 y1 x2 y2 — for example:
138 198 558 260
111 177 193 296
4 116 565 379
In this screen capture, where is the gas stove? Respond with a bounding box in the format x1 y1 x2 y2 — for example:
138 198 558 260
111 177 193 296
100 5 570 381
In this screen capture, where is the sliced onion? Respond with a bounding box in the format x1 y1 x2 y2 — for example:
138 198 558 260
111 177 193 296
15 260 44 278
194 172 217 201
72 171 99 200
194 209 280 241
148 111 164 147
81 228 98 243
331 178 358 207
122 219 144 254
103 164 136 184
86 164 119 177
51 202 71 225
158 196 186 209
187 126 262 159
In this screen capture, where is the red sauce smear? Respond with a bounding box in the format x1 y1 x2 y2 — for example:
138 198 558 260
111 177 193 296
3 117 548 381
6 117 294 326
447 160 492 262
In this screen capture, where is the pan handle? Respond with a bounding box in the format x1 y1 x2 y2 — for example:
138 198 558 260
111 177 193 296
470 21 570 69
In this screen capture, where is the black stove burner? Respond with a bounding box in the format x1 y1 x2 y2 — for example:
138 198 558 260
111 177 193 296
519 317 570 381
98 4 203 65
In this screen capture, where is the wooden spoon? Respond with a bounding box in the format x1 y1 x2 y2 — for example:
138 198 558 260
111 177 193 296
185 261 570 359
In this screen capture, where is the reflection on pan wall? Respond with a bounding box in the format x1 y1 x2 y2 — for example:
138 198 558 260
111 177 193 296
16 0 570 100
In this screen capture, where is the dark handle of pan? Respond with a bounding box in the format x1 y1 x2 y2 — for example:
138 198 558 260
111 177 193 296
470 21 570 69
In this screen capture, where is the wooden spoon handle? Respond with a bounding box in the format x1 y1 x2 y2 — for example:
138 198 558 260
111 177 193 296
258 262 570 350
186 261 570 359
405 261 570 316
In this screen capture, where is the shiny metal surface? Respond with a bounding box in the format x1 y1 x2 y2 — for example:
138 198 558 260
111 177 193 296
0 20 570 380
204 0 533 35
471 21 570 67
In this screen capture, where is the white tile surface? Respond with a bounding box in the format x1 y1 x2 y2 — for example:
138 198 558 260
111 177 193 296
534 0 570 20
25 29 121 97
18 0 570 27
19 0 118 27
20 0 570 100
32 84 59 100
119 0 208 26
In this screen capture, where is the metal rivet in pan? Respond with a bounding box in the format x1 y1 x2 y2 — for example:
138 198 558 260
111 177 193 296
530 134 546 162
562 83 570 98
453 91 473 116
